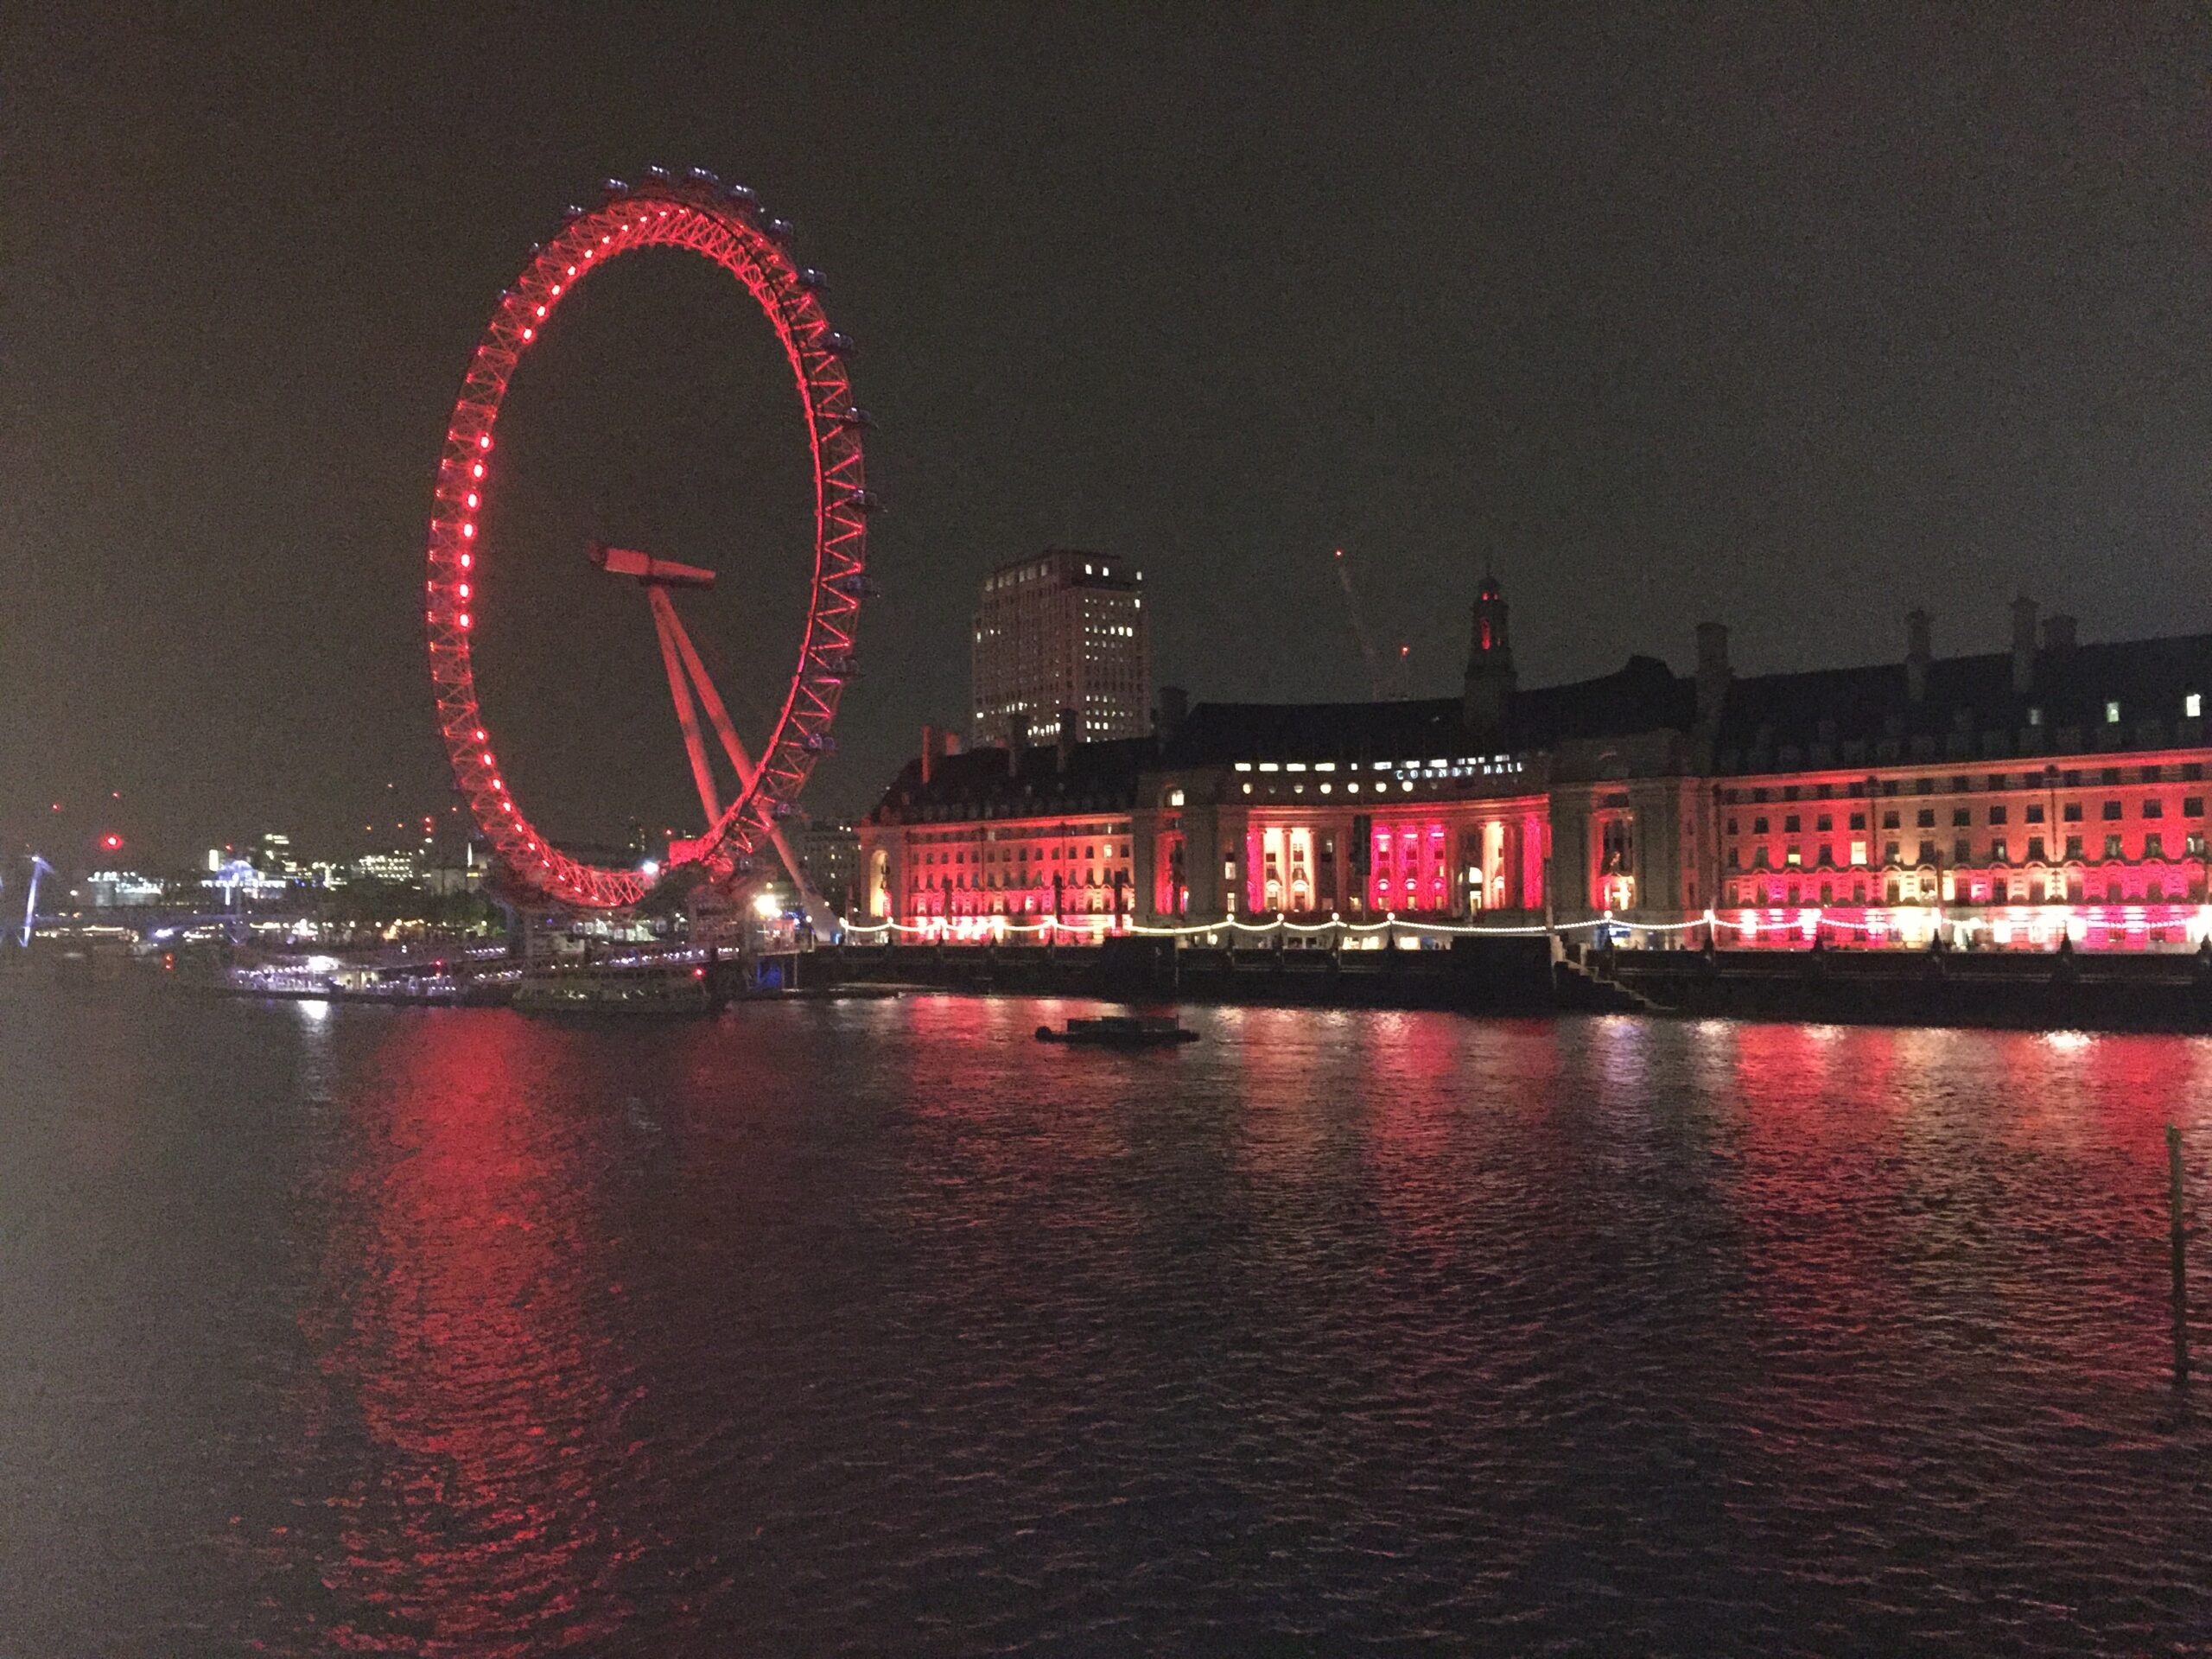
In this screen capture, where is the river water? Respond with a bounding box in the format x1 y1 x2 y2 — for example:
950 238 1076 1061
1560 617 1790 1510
3 981 2210 1656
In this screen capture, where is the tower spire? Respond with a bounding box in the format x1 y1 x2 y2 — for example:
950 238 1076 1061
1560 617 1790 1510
1464 571 1516 744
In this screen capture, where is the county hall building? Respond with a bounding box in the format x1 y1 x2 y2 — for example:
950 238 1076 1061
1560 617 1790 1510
860 580 2212 953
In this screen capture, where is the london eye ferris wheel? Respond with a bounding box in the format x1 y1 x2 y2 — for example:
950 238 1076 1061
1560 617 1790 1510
422 168 872 912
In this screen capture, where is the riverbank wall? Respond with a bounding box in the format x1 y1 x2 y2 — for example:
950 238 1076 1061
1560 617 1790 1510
809 938 2212 1031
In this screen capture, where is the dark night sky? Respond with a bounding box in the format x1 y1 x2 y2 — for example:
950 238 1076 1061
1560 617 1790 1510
4 5 2209 868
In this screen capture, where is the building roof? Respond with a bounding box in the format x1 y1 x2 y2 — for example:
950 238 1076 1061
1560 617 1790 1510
865 657 1704 822
1160 655 1694 765
865 734 1157 823
1713 634 2212 772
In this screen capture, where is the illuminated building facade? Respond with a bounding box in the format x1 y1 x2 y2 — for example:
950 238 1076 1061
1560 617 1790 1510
970 550 1151 747
1709 602 2212 950
867 584 2212 952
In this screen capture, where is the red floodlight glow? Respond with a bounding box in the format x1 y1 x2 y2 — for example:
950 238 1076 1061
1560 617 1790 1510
99 833 123 851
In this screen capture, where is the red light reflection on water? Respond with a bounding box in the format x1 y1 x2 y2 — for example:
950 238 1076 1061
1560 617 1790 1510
1715 1021 2210 1416
276 1014 648 1654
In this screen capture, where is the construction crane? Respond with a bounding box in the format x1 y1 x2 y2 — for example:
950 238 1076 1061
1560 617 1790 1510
1332 548 1387 701
1332 548 1414 700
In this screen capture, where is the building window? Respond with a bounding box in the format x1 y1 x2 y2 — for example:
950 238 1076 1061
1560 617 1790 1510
1815 814 1832 832
1884 841 1900 862
2189 693 2202 719
1916 809 1936 828
2146 832 2165 858
2027 836 2045 861
2145 798 2165 819
1850 840 1868 865
1882 810 1900 830
2027 705 2044 727
2063 802 2084 823
1753 816 1770 835
1989 839 2006 863
1783 815 1801 833
1987 804 2007 825
1953 838 1971 864
2025 804 2044 823
1849 812 1866 830
1952 808 1971 827
2105 834 2124 858
2102 801 2122 821
2106 700 2122 724
2188 797 2206 818
2066 836 2084 859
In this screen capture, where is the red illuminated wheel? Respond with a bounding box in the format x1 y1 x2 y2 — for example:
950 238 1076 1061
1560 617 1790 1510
423 169 869 908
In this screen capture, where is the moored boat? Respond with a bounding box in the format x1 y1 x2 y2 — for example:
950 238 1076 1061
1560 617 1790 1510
1034 1014 1198 1047
513 960 722 1016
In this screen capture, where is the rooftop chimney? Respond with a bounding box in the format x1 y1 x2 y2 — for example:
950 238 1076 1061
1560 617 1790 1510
1155 685 1189 744
2043 612 2078 655
1056 707 1079 773
1694 621 1731 724
1906 608 1932 703
2011 595 2038 695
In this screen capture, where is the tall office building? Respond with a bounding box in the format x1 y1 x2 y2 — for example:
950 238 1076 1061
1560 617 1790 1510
970 550 1152 747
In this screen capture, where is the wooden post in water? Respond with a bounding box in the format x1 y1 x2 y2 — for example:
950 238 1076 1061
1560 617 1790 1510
2171 1124 2191 1385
